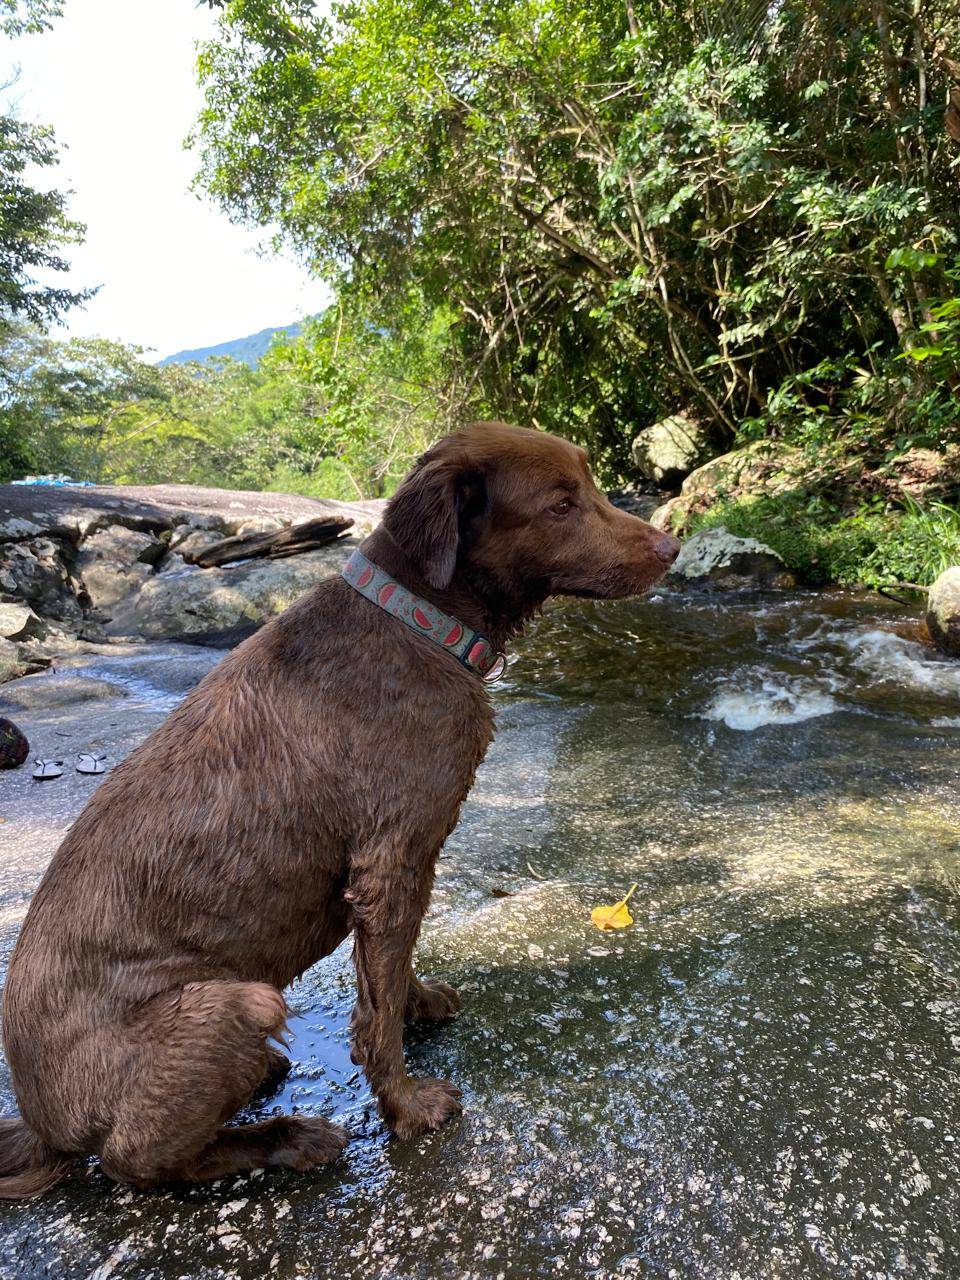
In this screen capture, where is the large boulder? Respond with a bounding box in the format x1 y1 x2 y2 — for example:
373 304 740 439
631 413 712 489
927 567 960 657
0 538 83 623
106 540 358 641
886 447 960 502
667 527 794 590
0 636 51 683
679 441 799 498
0 482 385 544
650 441 802 532
76 525 166 611
649 495 686 533
0 483 388 640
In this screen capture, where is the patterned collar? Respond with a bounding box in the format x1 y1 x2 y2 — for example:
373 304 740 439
341 549 507 682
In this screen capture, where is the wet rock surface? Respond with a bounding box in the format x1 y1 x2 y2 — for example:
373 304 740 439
1 589 960 1277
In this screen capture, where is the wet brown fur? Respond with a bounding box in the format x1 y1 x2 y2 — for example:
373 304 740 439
0 422 679 1195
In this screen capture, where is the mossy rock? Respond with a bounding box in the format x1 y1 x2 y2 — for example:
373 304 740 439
631 413 713 489
927 567 960 657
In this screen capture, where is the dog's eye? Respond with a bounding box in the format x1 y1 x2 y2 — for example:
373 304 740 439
549 498 574 517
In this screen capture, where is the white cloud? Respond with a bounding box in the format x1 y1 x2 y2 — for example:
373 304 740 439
2 0 330 357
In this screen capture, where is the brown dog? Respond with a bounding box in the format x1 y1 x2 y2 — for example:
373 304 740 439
0 422 678 1196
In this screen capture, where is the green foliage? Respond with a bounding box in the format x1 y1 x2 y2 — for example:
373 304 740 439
0 1 89 328
690 491 881 585
691 491 960 588
861 499 960 587
256 299 461 497
0 298 456 494
0 0 62 37
192 0 960 483
0 322 173 481
897 254 960 386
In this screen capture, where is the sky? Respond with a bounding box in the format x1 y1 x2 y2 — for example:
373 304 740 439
2 0 331 359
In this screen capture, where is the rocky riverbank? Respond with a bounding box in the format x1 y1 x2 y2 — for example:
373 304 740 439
0 480 782 670
633 423 960 656
0 483 386 678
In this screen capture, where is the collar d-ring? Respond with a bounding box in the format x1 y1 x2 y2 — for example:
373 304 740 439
482 652 508 683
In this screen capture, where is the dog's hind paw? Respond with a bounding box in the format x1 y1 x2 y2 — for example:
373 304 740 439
406 976 461 1023
384 1077 463 1141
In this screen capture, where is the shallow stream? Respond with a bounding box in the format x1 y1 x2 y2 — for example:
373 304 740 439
1 587 959 1278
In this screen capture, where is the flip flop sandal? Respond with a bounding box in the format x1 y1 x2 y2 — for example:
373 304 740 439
32 758 64 781
76 752 108 775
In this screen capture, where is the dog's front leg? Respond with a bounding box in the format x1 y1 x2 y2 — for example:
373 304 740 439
348 860 462 1140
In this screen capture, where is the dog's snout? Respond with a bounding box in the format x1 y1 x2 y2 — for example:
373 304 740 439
654 533 681 565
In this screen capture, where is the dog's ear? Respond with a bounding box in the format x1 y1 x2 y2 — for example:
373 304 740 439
383 439 482 590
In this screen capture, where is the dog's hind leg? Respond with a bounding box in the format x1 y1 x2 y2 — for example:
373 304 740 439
255 1043 293 1095
248 1042 293 1102
349 862 462 1140
98 980 346 1187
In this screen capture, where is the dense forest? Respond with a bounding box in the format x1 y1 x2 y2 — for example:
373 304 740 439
2 0 959 585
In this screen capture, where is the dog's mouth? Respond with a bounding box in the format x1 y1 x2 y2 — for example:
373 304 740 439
559 569 668 600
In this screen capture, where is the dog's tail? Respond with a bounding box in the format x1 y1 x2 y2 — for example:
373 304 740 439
0 1115 70 1199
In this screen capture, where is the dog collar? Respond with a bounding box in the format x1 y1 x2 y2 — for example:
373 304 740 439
341 549 507 682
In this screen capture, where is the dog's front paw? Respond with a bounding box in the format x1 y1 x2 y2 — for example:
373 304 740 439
383 1077 463 1140
265 1116 350 1171
406 976 461 1023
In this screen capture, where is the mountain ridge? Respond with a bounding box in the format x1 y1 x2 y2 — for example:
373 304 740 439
159 321 304 369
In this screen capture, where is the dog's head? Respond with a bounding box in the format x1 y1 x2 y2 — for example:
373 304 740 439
382 421 679 604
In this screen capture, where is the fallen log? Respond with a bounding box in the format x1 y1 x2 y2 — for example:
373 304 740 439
183 515 354 568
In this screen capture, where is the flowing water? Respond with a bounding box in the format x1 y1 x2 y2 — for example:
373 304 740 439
0 588 959 1278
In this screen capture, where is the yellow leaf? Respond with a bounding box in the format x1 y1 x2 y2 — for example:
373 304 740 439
590 882 638 931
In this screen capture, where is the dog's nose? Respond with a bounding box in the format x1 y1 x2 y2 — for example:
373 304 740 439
654 533 681 565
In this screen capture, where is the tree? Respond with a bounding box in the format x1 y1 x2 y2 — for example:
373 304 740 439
257 298 462 497
193 0 960 478
0 308 452 494
0 116 90 327
1 0 62 37
0 323 173 480
0 0 89 329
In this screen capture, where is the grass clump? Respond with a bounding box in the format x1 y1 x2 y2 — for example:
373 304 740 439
689 492 960 588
